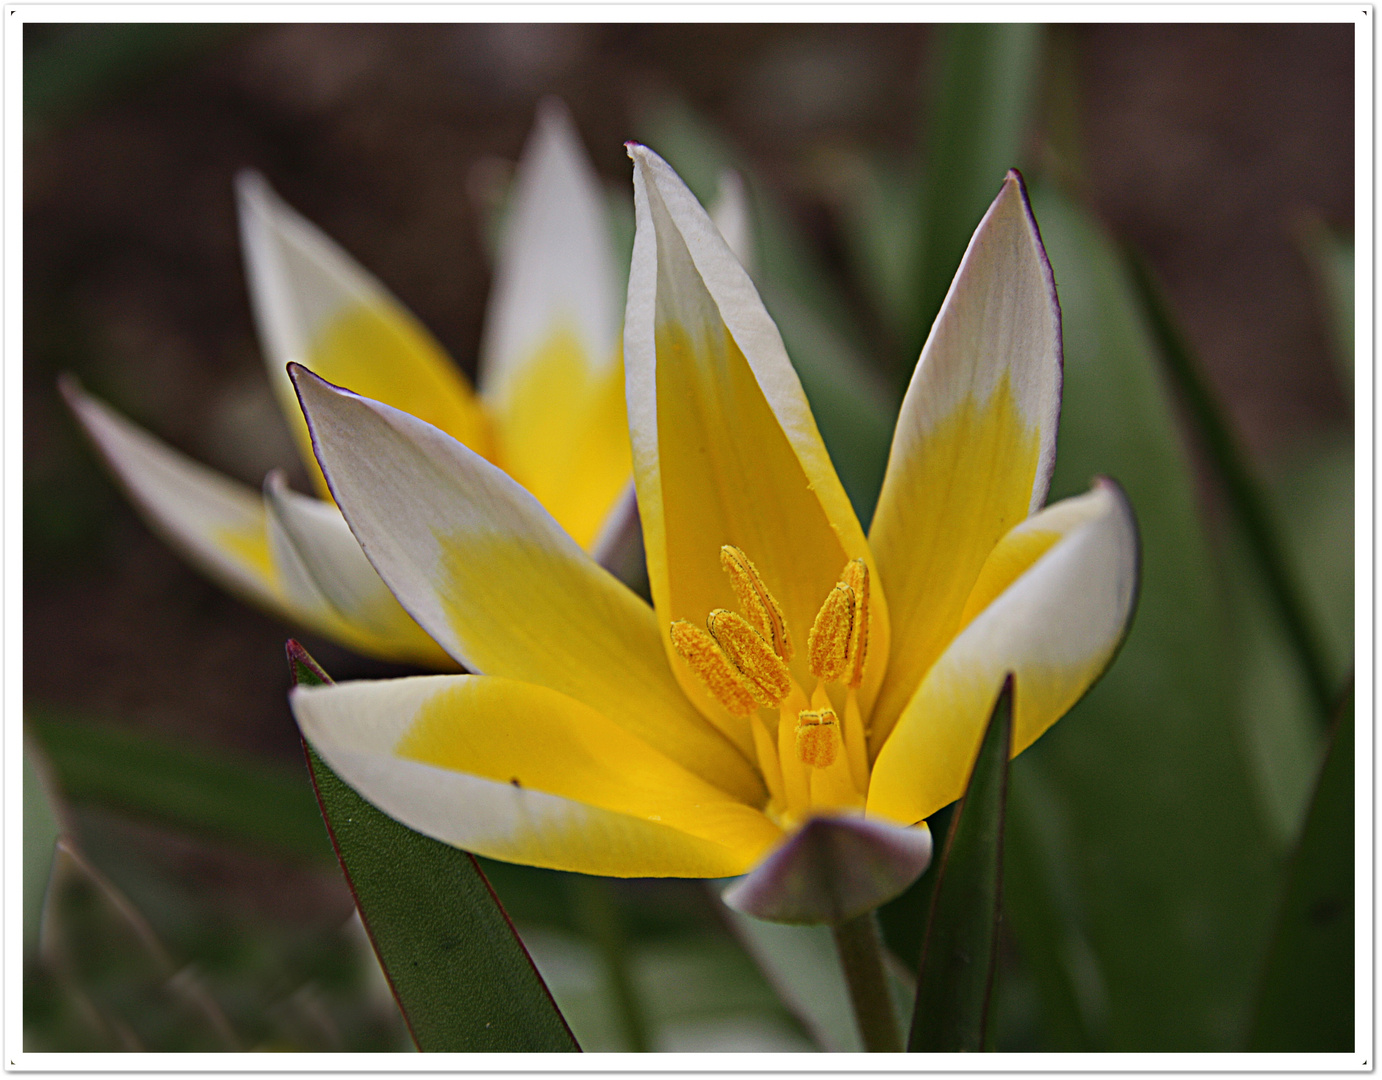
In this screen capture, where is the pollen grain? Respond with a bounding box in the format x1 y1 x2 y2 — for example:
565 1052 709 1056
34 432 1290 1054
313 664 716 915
720 545 793 662
670 619 760 716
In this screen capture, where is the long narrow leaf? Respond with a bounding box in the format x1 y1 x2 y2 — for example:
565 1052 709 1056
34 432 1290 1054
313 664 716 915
999 758 1099 1050
1012 184 1276 1050
23 741 65 957
28 708 332 865
910 24 1042 363
289 641 579 1052
909 675 1012 1052
1246 682 1354 1051
1124 247 1338 723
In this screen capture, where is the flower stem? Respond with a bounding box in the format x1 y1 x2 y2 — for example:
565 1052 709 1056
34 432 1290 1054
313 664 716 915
569 876 651 1052
832 910 902 1052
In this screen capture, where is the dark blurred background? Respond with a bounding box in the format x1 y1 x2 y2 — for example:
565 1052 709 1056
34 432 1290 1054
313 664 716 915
23 22 1355 1052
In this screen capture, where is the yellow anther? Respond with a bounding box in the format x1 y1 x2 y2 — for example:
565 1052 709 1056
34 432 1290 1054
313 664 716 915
707 609 792 706
670 620 760 717
842 559 870 689
721 545 793 662
796 709 840 769
807 583 854 682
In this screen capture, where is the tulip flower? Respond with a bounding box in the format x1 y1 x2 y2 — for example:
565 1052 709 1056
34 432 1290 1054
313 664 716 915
288 147 1139 928
62 100 630 667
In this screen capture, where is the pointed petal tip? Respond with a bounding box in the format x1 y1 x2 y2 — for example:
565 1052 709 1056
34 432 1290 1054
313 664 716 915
55 370 82 407
534 94 574 128
234 169 279 228
234 167 267 199
262 467 289 497
287 360 338 398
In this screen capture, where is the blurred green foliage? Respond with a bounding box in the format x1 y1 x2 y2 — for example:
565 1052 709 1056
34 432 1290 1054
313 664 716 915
29 710 333 866
1247 687 1354 1051
908 24 1043 366
1010 184 1277 1050
910 679 1011 1051
24 24 242 140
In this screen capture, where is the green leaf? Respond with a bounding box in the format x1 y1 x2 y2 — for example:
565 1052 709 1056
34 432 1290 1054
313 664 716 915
27 707 333 866
1225 434 1350 848
24 741 64 958
998 754 1102 1050
34 839 241 1051
909 676 1011 1052
289 642 579 1052
909 24 1043 362
1004 184 1277 1050
1298 217 1354 389
1246 684 1354 1051
1124 248 1337 723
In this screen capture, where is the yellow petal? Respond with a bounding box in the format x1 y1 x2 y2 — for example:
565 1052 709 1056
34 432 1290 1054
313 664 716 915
868 171 1062 749
489 329 631 551
474 103 628 551
625 145 889 725
293 675 782 877
867 480 1139 825
237 172 492 499
478 99 621 422
61 377 439 665
292 366 764 805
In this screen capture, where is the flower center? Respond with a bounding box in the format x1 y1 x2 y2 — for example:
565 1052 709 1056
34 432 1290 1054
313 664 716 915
671 545 872 827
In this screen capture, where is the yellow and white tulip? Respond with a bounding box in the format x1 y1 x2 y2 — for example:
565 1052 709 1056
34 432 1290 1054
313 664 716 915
288 148 1139 921
64 100 630 668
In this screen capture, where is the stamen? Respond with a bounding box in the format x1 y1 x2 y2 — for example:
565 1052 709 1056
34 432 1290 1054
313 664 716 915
796 709 841 769
842 559 870 689
707 609 792 706
807 583 854 682
670 619 760 717
721 545 793 661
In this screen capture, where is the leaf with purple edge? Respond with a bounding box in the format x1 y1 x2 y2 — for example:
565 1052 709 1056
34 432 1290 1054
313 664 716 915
289 640 579 1052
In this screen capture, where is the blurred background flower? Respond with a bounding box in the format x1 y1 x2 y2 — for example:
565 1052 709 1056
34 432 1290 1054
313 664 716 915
23 21 1354 1053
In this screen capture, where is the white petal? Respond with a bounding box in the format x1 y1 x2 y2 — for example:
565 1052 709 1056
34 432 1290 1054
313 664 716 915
61 376 295 621
291 365 764 804
709 169 755 275
478 98 620 407
62 377 451 665
868 170 1064 743
263 472 449 666
868 479 1140 825
293 675 778 877
237 170 395 418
